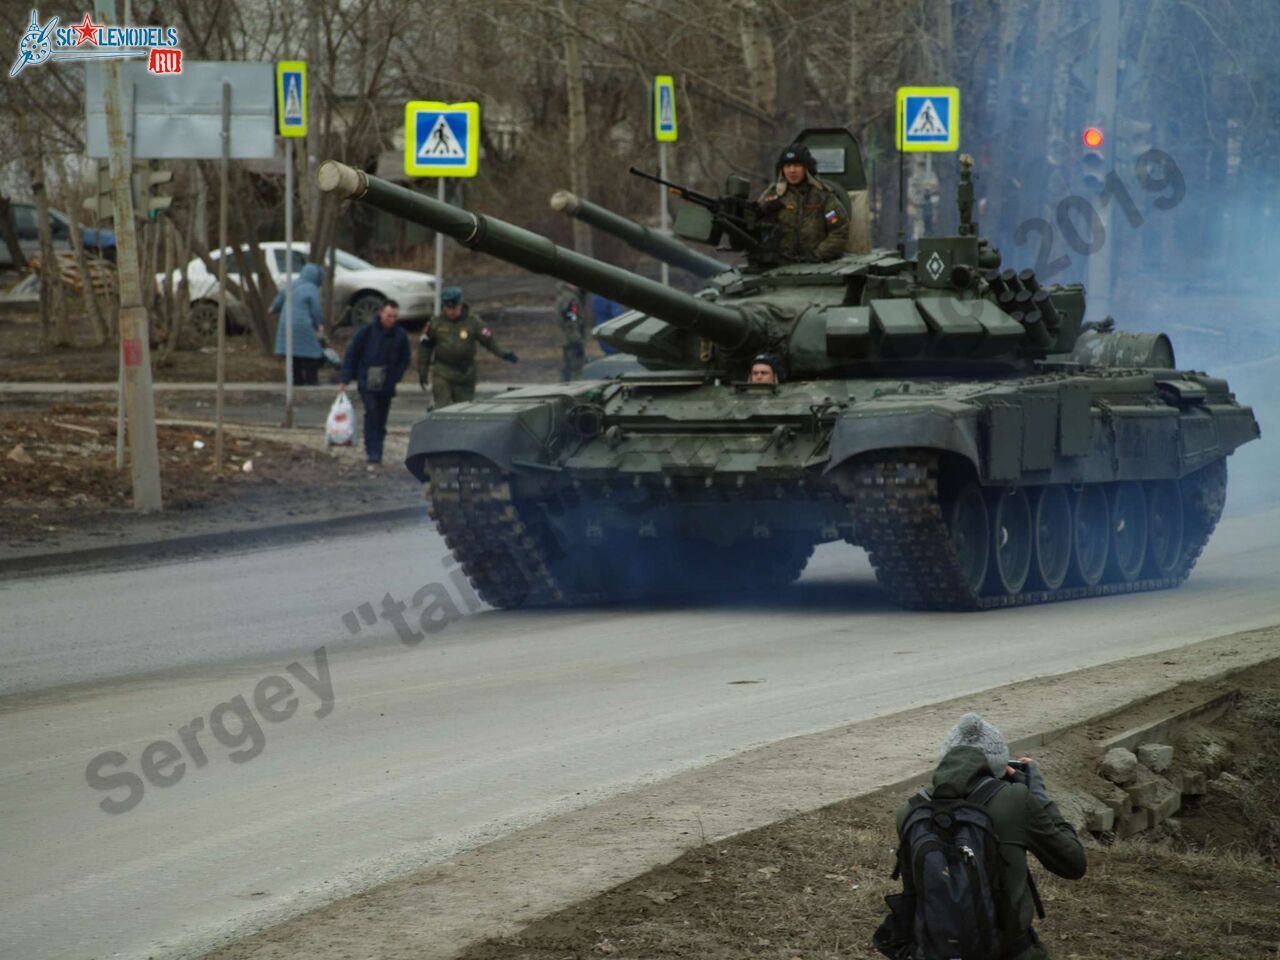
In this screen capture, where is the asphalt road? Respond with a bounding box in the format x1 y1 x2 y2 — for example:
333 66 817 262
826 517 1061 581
3 507 1280 960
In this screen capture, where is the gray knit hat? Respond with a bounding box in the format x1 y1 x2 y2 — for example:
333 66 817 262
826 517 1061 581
940 712 1009 777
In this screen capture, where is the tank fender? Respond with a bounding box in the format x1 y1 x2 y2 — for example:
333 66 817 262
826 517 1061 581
824 409 981 475
404 407 553 481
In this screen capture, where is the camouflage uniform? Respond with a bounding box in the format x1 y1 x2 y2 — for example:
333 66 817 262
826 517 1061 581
557 284 587 382
757 172 849 262
418 302 513 408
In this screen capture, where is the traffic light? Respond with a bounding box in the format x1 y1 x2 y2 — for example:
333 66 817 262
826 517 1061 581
142 160 173 218
1081 125 1106 193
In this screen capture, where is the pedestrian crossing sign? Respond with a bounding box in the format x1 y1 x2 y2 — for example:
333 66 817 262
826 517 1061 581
405 101 480 178
276 61 307 138
652 75 677 142
896 86 959 152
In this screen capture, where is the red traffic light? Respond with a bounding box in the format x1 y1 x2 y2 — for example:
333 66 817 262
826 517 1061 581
1082 127 1105 149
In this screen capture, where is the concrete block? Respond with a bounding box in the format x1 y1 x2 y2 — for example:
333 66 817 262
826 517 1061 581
1125 765 1160 807
1086 805 1116 833
1142 782 1181 825
1116 807 1151 839
1100 747 1138 785
1137 743 1174 773
1097 783 1132 819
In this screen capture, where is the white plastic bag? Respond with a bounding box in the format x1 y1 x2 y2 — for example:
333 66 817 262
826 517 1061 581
326 392 356 447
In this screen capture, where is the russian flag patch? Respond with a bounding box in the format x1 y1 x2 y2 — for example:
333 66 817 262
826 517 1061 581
824 209 840 224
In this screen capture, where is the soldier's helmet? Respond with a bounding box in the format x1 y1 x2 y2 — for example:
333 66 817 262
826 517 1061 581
775 143 817 175
750 352 785 382
441 286 464 306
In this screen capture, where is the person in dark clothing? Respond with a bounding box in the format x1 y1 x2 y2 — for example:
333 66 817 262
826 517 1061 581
892 713 1087 959
339 299 410 467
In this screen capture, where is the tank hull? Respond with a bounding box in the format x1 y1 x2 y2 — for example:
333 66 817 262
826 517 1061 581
410 368 1257 610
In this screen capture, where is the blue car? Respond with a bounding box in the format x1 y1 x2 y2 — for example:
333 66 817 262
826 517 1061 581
0 203 115 268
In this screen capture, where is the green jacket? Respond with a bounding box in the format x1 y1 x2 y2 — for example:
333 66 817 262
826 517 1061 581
895 747 1086 952
418 304 506 382
757 173 849 261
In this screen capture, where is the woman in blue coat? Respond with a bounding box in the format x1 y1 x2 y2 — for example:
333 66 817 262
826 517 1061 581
271 262 326 385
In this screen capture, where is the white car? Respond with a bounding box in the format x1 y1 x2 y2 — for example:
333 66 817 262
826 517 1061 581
158 241 435 338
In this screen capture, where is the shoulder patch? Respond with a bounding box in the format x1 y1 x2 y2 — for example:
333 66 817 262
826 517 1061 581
480 327 492 338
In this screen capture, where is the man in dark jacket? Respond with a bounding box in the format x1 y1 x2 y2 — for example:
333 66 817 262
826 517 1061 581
893 713 1086 959
339 299 410 466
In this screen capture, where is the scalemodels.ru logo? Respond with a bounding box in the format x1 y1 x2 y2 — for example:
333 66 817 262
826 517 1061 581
9 8 182 79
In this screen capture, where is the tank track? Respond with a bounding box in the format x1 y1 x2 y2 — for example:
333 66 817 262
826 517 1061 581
427 455 572 608
851 454 1223 611
427 456 814 608
429 452 1224 612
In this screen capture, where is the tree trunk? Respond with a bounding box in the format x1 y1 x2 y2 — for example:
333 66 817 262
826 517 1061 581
24 124 70 348
160 216 184 363
57 165 109 346
559 0 593 257
737 0 779 160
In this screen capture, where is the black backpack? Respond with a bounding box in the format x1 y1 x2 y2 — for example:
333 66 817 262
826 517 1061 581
874 778 1039 960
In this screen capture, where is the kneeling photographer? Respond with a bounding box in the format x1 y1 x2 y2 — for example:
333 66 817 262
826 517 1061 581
876 713 1087 960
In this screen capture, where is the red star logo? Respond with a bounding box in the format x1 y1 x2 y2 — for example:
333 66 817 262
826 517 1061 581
71 12 101 46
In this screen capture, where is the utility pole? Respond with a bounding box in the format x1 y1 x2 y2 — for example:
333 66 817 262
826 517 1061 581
95 0 162 511
1088 0 1120 319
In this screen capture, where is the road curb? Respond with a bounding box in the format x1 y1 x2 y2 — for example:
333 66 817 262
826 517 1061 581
0 504 428 580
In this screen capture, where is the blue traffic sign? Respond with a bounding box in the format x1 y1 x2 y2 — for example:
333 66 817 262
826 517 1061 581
652 75 677 142
405 101 479 177
276 60 307 137
896 86 959 152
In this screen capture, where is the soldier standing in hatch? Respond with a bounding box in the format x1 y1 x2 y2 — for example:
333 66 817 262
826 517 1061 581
418 286 518 408
756 143 849 262
557 282 587 381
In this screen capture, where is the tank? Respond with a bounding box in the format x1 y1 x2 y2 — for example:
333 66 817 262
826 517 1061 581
315 141 1259 611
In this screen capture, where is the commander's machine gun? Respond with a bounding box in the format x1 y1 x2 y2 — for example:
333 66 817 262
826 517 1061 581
629 128 874 266
628 166 773 259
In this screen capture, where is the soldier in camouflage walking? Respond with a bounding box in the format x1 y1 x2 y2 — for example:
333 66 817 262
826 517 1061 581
418 286 517 408
556 282 588 381
756 142 849 262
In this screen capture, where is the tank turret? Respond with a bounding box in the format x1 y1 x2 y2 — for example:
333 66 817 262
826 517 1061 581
317 161 770 356
549 190 728 279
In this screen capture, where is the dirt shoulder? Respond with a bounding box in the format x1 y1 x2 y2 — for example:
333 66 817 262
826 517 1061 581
0 402 422 566
196 625 1280 960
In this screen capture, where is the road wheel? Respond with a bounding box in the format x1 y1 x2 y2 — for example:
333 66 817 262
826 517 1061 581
189 300 219 341
1071 485 1109 586
988 486 1032 595
1107 481 1149 582
1032 485 1072 591
946 481 990 596
1146 480 1185 578
346 293 383 329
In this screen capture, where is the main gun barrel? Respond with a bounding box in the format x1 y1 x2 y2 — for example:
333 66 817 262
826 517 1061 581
549 190 727 279
317 162 761 353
